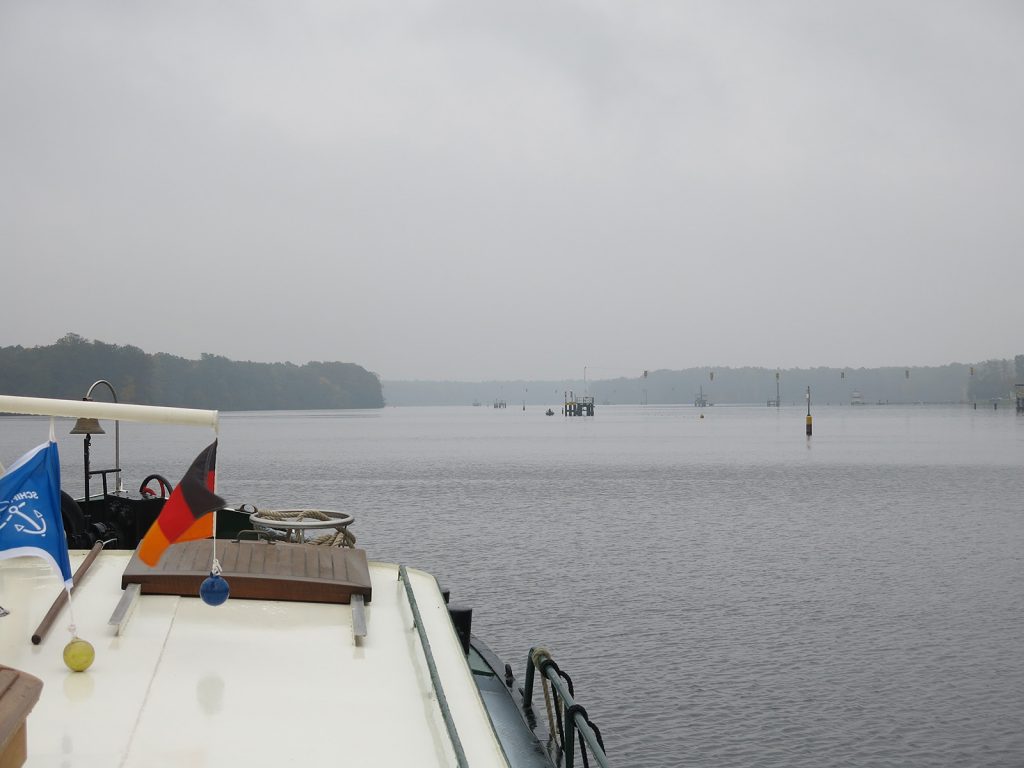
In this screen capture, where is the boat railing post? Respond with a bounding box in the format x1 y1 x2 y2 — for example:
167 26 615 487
564 701 577 768
525 648 609 768
523 646 539 705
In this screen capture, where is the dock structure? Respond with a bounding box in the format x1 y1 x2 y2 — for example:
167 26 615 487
563 391 594 417
1016 385 1024 414
493 399 507 409
694 385 710 408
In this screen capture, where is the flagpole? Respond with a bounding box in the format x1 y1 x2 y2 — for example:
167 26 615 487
31 541 103 645
200 427 228 606
211 423 220 574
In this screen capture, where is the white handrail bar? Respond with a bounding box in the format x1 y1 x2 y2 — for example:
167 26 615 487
0 396 218 429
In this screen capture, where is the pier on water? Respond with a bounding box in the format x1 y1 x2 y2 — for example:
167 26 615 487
694 385 710 408
563 391 595 417
493 400 507 409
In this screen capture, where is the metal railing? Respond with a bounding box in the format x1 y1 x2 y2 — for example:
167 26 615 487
523 647 609 768
398 565 469 768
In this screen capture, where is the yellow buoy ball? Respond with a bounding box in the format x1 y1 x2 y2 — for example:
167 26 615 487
63 638 95 672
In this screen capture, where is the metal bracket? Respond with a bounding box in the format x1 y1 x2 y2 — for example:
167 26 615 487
231 529 276 544
108 583 142 636
352 593 367 643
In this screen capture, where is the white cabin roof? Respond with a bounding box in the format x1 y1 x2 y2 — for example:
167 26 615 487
1 550 509 767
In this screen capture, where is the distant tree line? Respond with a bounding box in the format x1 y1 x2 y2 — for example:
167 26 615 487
588 361 1021 406
0 334 384 410
383 357 1024 406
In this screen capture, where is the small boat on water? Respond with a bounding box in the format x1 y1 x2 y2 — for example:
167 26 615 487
0 394 608 767
545 408 555 416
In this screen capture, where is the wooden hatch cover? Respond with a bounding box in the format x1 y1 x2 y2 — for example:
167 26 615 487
122 540 372 604
0 666 43 768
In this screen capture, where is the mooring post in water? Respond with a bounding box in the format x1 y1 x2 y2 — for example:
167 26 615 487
806 386 813 437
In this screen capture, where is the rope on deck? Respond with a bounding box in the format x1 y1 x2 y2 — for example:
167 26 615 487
256 509 332 522
244 507 356 547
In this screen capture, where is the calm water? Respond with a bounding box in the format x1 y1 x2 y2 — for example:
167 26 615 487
2 404 1023 767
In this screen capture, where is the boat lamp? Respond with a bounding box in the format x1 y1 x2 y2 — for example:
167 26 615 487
70 413 105 501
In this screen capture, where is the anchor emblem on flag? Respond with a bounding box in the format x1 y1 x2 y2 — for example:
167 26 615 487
0 501 48 535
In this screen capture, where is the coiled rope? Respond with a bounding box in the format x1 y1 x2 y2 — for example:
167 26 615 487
305 529 356 548
256 509 334 522
244 506 356 547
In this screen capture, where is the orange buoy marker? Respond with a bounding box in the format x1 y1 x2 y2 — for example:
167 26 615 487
805 386 813 437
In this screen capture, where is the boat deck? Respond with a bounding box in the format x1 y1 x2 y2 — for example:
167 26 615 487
0 548 509 767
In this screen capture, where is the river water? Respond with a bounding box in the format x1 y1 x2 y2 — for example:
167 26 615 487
2 404 1022 767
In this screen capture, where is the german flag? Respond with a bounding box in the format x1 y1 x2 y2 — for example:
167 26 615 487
138 441 225 567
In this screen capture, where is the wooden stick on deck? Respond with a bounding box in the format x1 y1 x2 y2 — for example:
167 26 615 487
30 541 104 645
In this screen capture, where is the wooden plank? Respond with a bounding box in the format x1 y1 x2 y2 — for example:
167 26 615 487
235 539 253 574
304 546 319 579
333 548 349 583
317 547 334 580
265 544 289 577
0 671 15 701
0 722 27 768
161 541 186 572
344 549 371 600
0 666 42 762
188 541 209 573
249 539 266 574
219 541 240 573
290 546 305 578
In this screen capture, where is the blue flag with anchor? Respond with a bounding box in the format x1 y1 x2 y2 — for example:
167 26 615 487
0 440 72 588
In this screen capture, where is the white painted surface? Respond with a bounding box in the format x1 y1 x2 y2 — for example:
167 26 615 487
0 395 218 428
0 551 509 767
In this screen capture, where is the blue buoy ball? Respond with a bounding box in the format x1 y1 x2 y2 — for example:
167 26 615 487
200 573 230 606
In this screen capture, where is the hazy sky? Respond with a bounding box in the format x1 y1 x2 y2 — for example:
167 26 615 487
2 2 1022 381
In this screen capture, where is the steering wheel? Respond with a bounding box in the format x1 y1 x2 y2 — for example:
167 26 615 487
139 474 174 499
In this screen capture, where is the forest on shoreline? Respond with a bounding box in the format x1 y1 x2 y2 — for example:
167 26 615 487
0 334 384 410
3 335 1020 409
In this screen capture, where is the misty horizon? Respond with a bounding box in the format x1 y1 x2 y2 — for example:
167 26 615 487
3 3 1022 380
5 332 1018 386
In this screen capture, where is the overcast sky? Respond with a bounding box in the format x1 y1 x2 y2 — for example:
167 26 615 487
2 2 1022 381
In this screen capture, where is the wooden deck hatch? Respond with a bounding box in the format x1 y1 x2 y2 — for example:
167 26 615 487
0 665 43 768
122 540 372 604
